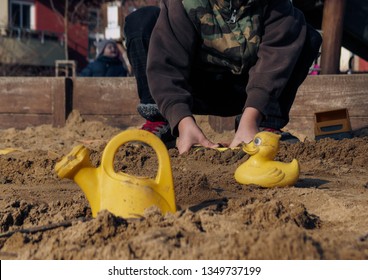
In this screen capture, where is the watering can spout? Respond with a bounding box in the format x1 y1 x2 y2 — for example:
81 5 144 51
55 145 100 215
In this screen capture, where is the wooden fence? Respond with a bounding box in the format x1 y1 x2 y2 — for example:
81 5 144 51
0 75 367 139
0 77 141 130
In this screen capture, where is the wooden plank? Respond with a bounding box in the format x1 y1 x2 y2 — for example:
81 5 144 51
0 114 52 129
72 77 139 115
52 78 72 127
0 78 62 114
286 75 368 139
209 75 368 139
320 0 346 74
290 75 368 116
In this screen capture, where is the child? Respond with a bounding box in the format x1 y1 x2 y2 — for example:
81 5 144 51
80 39 128 77
124 1 322 153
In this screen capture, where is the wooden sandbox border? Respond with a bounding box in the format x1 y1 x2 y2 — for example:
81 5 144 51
0 75 367 139
0 77 141 130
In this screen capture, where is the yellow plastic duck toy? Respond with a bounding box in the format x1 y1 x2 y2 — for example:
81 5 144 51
55 129 176 218
234 131 300 188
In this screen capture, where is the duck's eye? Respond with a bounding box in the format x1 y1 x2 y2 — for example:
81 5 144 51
254 137 262 146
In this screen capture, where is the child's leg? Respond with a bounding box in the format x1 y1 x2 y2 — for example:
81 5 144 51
124 6 162 115
124 7 175 147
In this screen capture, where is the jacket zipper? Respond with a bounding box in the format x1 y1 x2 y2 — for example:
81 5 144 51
228 1 237 24
229 9 237 23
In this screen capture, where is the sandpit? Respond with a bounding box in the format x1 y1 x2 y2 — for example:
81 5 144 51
0 111 367 259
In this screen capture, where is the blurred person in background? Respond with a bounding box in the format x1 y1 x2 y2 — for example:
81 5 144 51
80 39 128 77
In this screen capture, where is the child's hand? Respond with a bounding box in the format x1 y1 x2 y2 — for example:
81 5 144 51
177 116 218 154
229 107 262 148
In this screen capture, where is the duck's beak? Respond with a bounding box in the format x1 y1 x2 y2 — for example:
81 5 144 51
242 140 259 155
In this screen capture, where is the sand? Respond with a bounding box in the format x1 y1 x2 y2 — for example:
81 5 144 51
0 111 367 260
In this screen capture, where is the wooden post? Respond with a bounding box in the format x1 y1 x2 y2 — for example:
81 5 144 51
0 0 8 35
320 0 346 74
53 78 72 127
64 0 69 61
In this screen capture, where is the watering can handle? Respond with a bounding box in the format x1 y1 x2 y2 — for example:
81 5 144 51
100 129 174 193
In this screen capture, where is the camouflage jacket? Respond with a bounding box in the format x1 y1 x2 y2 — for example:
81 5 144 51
147 0 307 134
182 0 267 74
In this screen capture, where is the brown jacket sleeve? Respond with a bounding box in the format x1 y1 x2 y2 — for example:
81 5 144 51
245 0 307 114
147 0 199 134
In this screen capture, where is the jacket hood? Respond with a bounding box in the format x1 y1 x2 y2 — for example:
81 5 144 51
95 39 118 58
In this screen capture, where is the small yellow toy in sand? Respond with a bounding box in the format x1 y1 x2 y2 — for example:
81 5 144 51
234 131 300 188
0 148 19 155
55 129 176 218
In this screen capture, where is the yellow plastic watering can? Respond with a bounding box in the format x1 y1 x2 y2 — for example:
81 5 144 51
55 129 176 218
